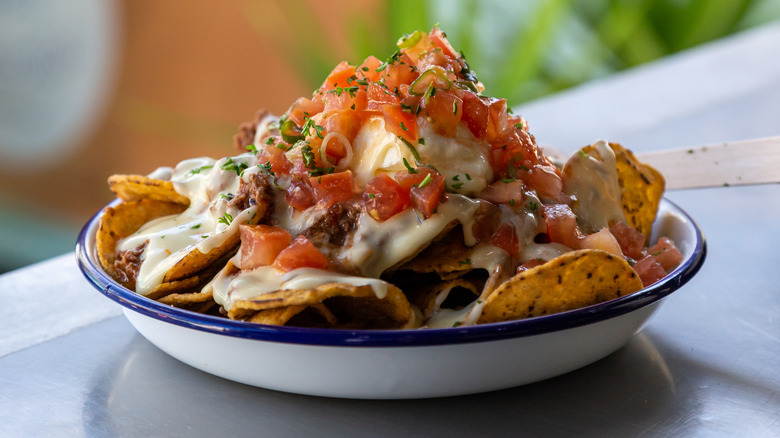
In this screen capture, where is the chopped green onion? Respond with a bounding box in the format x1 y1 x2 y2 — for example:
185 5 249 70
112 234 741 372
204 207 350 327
402 157 418 174
398 136 422 162
397 30 423 49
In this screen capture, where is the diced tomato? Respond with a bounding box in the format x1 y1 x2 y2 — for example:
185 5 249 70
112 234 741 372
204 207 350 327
490 223 520 259
285 179 315 211
491 131 537 176
580 227 623 257
367 82 400 110
429 27 459 59
521 163 563 201
633 255 667 287
322 61 357 90
321 109 362 143
610 221 646 260
409 171 445 219
542 204 583 249
273 236 329 272
287 97 324 126
422 91 463 138
394 167 436 191
480 179 524 205
239 224 291 270
460 92 490 139
417 48 459 74
309 170 355 208
322 86 367 114
382 55 418 90
485 98 510 145
363 173 411 221
258 143 291 175
647 237 683 271
381 104 418 143
357 55 383 82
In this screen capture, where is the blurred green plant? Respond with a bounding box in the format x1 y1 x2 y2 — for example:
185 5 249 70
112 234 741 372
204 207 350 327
244 0 780 106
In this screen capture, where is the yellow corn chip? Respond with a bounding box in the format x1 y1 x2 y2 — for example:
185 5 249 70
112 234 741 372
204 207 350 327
243 303 338 327
108 174 190 205
231 282 414 329
96 199 187 288
479 249 643 323
609 143 665 238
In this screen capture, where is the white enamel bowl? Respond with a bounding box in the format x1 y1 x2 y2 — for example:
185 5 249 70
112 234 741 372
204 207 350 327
77 199 705 399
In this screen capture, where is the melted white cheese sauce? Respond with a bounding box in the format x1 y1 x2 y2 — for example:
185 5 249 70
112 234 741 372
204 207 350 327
207 261 393 311
345 194 484 278
117 154 258 295
350 116 493 195
562 140 626 233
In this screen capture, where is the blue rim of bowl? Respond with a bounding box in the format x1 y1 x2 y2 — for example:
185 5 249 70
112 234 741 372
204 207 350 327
76 198 706 347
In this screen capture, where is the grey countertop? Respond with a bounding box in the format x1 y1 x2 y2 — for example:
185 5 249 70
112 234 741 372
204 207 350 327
1 22 779 438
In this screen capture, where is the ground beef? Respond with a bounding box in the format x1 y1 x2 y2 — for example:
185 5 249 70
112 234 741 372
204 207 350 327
113 241 148 290
304 202 362 247
233 109 271 152
229 172 274 222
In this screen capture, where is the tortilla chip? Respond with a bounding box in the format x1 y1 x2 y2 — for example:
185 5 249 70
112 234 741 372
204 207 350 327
243 303 338 327
96 199 187 287
108 174 190 205
162 233 241 283
398 230 476 280
146 276 205 301
479 249 643 323
231 283 414 329
417 278 481 320
609 143 665 238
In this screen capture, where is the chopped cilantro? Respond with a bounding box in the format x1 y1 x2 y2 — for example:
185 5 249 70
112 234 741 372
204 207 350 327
220 158 248 176
217 212 233 226
259 161 274 175
402 157 418 174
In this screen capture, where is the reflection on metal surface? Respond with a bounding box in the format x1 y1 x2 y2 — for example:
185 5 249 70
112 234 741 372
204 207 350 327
82 328 685 437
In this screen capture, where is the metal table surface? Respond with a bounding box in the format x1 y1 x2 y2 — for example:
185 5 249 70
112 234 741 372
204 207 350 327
2 23 779 438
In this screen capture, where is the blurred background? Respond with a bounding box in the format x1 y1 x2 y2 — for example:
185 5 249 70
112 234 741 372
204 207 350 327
1 0 778 273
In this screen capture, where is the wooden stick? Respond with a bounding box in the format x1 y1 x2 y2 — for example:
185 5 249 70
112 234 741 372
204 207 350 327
637 136 780 190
